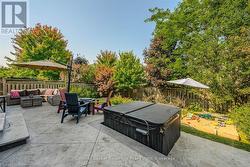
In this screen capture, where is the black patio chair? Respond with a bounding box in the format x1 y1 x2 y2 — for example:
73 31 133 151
61 93 89 124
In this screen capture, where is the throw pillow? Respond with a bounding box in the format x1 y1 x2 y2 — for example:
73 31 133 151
53 89 59 95
45 89 54 96
10 90 20 99
19 90 27 96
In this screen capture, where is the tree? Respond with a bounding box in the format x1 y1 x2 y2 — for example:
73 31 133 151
146 0 250 105
94 50 117 95
72 63 96 83
144 36 187 87
8 23 72 80
96 50 117 67
95 65 114 96
114 51 146 92
74 54 88 65
72 55 89 82
79 64 96 84
0 67 37 79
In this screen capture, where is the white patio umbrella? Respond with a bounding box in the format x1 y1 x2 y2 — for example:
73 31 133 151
167 78 209 89
167 78 209 105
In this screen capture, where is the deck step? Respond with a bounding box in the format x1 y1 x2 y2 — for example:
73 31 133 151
0 113 6 132
0 111 29 152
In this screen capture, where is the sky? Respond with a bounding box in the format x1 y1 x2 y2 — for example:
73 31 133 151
0 0 180 66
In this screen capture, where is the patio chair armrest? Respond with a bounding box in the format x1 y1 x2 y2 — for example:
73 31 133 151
79 102 90 107
101 102 108 108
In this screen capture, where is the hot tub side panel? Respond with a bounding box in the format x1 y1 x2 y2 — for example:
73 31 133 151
161 111 181 155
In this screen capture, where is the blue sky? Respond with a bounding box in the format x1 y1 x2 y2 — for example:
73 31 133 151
0 0 180 66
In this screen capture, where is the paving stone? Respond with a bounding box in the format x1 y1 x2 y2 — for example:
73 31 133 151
1 143 92 167
0 113 6 132
0 111 29 149
30 124 99 144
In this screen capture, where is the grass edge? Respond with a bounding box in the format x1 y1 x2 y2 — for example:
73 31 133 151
181 124 250 152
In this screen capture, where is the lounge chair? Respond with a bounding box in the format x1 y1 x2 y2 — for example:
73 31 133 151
94 91 113 114
57 88 67 113
61 93 89 124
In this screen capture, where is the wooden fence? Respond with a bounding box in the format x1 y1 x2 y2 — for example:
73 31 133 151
1 78 248 113
0 78 93 95
128 87 235 113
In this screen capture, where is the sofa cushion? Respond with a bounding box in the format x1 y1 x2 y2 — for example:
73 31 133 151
18 90 27 96
27 89 40 96
53 89 60 95
39 89 46 95
10 90 20 99
44 89 54 96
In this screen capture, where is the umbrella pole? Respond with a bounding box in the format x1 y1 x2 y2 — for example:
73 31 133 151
67 57 73 92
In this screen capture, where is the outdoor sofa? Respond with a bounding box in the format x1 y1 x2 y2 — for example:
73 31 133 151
6 89 61 106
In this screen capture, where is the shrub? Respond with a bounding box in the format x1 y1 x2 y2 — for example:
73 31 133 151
111 95 133 105
187 103 203 112
230 103 250 140
71 86 99 98
181 103 203 117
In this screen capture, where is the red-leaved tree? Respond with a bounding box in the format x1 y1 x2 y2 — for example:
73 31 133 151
95 65 114 96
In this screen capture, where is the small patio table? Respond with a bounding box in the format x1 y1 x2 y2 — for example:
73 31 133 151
0 96 6 113
79 98 95 115
21 96 43 108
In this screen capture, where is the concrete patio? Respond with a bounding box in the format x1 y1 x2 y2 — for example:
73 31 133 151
0 103 250 167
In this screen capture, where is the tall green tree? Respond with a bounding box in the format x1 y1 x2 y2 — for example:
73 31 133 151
96 50 117 67
8 23 72 80
114 51 146 92
0 67 37 79
146 0 250 104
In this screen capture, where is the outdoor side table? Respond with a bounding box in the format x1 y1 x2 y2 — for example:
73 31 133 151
33 96 43 106
79 98 95 115
0 96 6 113
20 97 33 108
21 96 43 108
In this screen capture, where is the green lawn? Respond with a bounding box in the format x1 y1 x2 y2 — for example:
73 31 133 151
181 124 250 152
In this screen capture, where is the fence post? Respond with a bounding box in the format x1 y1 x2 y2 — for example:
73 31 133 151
2 78 7 95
